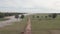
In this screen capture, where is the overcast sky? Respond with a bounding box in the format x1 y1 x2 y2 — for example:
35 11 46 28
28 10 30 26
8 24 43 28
0 0 60 13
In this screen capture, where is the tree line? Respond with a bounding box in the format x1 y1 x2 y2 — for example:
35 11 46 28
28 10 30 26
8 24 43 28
0 12 20 18
32 13 57 19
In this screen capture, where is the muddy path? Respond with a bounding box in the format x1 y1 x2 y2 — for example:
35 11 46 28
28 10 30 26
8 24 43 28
24 17 31 34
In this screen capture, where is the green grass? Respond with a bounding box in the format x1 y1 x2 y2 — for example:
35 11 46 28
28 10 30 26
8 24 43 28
0 16 28 34
0 18 10 21
30 14 60 34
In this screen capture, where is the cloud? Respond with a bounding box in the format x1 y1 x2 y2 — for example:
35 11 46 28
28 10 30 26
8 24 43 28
0 0 60 13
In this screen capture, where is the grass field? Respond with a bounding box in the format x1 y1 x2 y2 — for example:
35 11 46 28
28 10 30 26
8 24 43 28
0 16 28 34
30 13 60 34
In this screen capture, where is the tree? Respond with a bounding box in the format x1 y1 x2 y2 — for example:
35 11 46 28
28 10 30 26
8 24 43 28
37 16 39 18
52 13 57 19
20 14 24 19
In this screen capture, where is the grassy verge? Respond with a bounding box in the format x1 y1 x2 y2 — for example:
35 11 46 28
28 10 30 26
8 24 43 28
0 16 28 34
0 18 10 21
30 14 60 34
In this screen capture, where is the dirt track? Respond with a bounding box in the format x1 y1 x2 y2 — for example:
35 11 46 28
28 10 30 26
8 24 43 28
24 17 31 34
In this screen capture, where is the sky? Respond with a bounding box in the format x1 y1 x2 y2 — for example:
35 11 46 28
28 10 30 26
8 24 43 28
0 0 60 13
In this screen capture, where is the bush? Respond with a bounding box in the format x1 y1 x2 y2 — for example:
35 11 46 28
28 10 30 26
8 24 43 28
48 14 52 17
37 16 39 18
45 16 47 18
0 13 5 18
